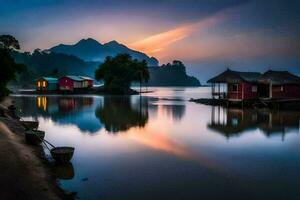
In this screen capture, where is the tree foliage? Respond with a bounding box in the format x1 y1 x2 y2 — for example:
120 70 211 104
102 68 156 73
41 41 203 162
0 35 25 97
95 54 149 94
0 35 20 50
146 60 200 86
11 49 99 86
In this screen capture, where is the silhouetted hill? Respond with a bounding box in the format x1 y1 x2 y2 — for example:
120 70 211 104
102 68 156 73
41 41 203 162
11 47 200 87
146 61 201 86
11 49 99 85
49 38 159 66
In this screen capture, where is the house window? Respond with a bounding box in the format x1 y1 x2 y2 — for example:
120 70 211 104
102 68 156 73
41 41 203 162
252 86 257 92
37 81 41 87
231 84 238 92
281 86 284 91
43 81 46 87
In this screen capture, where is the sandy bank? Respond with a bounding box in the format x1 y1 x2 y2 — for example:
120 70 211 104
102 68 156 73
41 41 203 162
0 98 69 200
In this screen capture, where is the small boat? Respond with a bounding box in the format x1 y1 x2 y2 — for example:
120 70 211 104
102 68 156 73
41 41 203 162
25 130 45 145
50 147 75 164
21 121 39 130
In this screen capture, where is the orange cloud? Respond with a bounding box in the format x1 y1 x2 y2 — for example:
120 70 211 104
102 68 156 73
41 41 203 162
129 11 227 57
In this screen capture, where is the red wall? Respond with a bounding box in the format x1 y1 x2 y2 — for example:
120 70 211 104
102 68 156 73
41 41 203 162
58 77 74 90
87 80 93 87
227 82 258 100
272 85 300 99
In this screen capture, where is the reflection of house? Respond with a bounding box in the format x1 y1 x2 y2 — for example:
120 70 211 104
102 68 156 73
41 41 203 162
16 96 100 133
209 106 258 138
257 110 300 139
36 96 59 113
208 69 300 101
58 76 93 91
57 97 94 112
36 96 48 111
58 98 76 112
257 70 300 99
208 106 300 140
207 69 261 101
83 98 93 107
36 77 58 91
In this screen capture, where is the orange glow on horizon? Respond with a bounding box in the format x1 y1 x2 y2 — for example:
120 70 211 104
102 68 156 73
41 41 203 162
129 10 227 61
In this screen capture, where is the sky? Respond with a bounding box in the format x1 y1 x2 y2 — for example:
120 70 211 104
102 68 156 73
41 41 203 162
1 0 300 82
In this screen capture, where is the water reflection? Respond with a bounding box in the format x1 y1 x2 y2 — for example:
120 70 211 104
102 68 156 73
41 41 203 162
148 97 186 121
95 96 148 133
209 106 300 140
16 96 102 133
15 95 189 135
161 104 185 121
11 88 300 200
53 162 75 180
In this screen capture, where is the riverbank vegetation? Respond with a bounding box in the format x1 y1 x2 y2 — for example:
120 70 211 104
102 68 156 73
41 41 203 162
0 35 25 99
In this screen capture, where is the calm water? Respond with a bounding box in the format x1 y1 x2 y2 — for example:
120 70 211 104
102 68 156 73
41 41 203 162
13 87 300 200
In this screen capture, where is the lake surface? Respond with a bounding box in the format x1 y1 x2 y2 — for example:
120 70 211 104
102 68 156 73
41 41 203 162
13 87 300 200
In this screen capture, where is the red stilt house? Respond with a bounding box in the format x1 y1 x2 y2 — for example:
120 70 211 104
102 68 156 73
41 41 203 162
257 70 300 99
207 69 261 101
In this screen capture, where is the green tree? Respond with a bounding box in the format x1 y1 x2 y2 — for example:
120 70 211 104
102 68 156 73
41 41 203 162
0 35 25 98
95 54 149 94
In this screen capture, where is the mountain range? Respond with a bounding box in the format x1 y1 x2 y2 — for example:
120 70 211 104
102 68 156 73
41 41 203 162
12 38 200 87
49 38 159 66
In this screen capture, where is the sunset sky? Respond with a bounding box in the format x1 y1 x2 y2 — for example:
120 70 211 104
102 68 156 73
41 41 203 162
1 0 300 81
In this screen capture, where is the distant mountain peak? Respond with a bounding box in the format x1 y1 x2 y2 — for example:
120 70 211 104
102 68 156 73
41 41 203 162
76 38 101 45
49 38 159 65
105 40 119 45
104 40 124 47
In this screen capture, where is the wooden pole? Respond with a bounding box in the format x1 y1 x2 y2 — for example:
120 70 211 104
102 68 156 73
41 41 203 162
269 83 272 99
218 83 221 99
212 83 215 99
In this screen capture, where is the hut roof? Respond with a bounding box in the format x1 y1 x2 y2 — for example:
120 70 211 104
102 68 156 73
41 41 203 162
65 75 84 81
79 76 93 81
36 77 58 83
258 70 300 85
207 69 261 83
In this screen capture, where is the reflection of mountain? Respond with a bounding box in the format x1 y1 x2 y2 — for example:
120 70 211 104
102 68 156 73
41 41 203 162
15 96 102 133
95 96 148 133
208 106 300 140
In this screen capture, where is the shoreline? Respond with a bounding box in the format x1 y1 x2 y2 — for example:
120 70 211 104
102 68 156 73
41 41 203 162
0 98 72 200
190 97 300 110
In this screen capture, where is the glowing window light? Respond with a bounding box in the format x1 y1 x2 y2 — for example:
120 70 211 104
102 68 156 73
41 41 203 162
43 81 46 87
37 97 41 108
43 97 47 111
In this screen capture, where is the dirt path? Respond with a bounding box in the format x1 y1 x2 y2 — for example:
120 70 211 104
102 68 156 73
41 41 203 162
0 98 66 200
